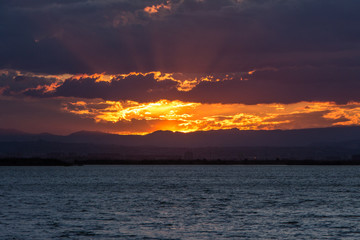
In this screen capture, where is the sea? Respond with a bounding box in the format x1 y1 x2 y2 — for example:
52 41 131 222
0 165 360 239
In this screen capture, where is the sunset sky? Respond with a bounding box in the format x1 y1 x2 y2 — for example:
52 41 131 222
1 0 360 135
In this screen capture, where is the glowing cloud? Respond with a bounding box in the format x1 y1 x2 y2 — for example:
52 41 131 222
62 100 360 134
10 70 247 95
144 1 171 14
65 100 199 123
28 82 62 93
117 71 243 91
323 103 360 126
71 73 117 83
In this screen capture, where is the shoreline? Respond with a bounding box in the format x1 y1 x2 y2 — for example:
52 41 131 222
1 158 360 166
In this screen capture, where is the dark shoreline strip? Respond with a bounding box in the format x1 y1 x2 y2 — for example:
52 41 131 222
1 158 360 166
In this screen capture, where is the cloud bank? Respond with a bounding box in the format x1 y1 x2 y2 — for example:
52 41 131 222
2 0 360 134
1 0 360 74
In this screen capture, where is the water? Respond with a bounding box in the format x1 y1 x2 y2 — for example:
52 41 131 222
0 165 360 239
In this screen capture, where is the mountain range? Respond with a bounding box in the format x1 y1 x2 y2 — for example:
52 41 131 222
1 126 360 148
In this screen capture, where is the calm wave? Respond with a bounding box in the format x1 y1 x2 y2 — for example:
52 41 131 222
1 165 360 239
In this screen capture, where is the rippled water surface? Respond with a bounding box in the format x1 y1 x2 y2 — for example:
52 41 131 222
1 165 360 239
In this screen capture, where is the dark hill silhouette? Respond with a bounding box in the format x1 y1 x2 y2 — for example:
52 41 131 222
0 129 38 142
141 127 360 147
1 126 360 147
68 130 110 137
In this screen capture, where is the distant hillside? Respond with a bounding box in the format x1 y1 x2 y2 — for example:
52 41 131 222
1 126 360 147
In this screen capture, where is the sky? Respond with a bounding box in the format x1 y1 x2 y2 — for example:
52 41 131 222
1 0 360 135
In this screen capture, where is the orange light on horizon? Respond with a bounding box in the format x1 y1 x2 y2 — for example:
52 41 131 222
62 99 360 135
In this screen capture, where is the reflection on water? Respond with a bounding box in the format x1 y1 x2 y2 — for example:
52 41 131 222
1 165 360 239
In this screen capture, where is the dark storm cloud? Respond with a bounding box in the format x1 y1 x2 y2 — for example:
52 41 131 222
18 66 360 104
0 70 57 95
182 66 360 104
1 0 360 104
1 0 360 74
24 73 180 102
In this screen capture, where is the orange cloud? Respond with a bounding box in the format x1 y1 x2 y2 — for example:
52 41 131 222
70 73 117 82
3 69 250 96
66 71 245 91
118 71 245 91
323 102 360 126
65 99 199 123
29 82 62 93
62 100 360 134
144 1 171 14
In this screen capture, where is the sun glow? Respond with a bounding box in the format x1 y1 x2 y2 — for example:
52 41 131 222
63 99 360 134
3 69 360 135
